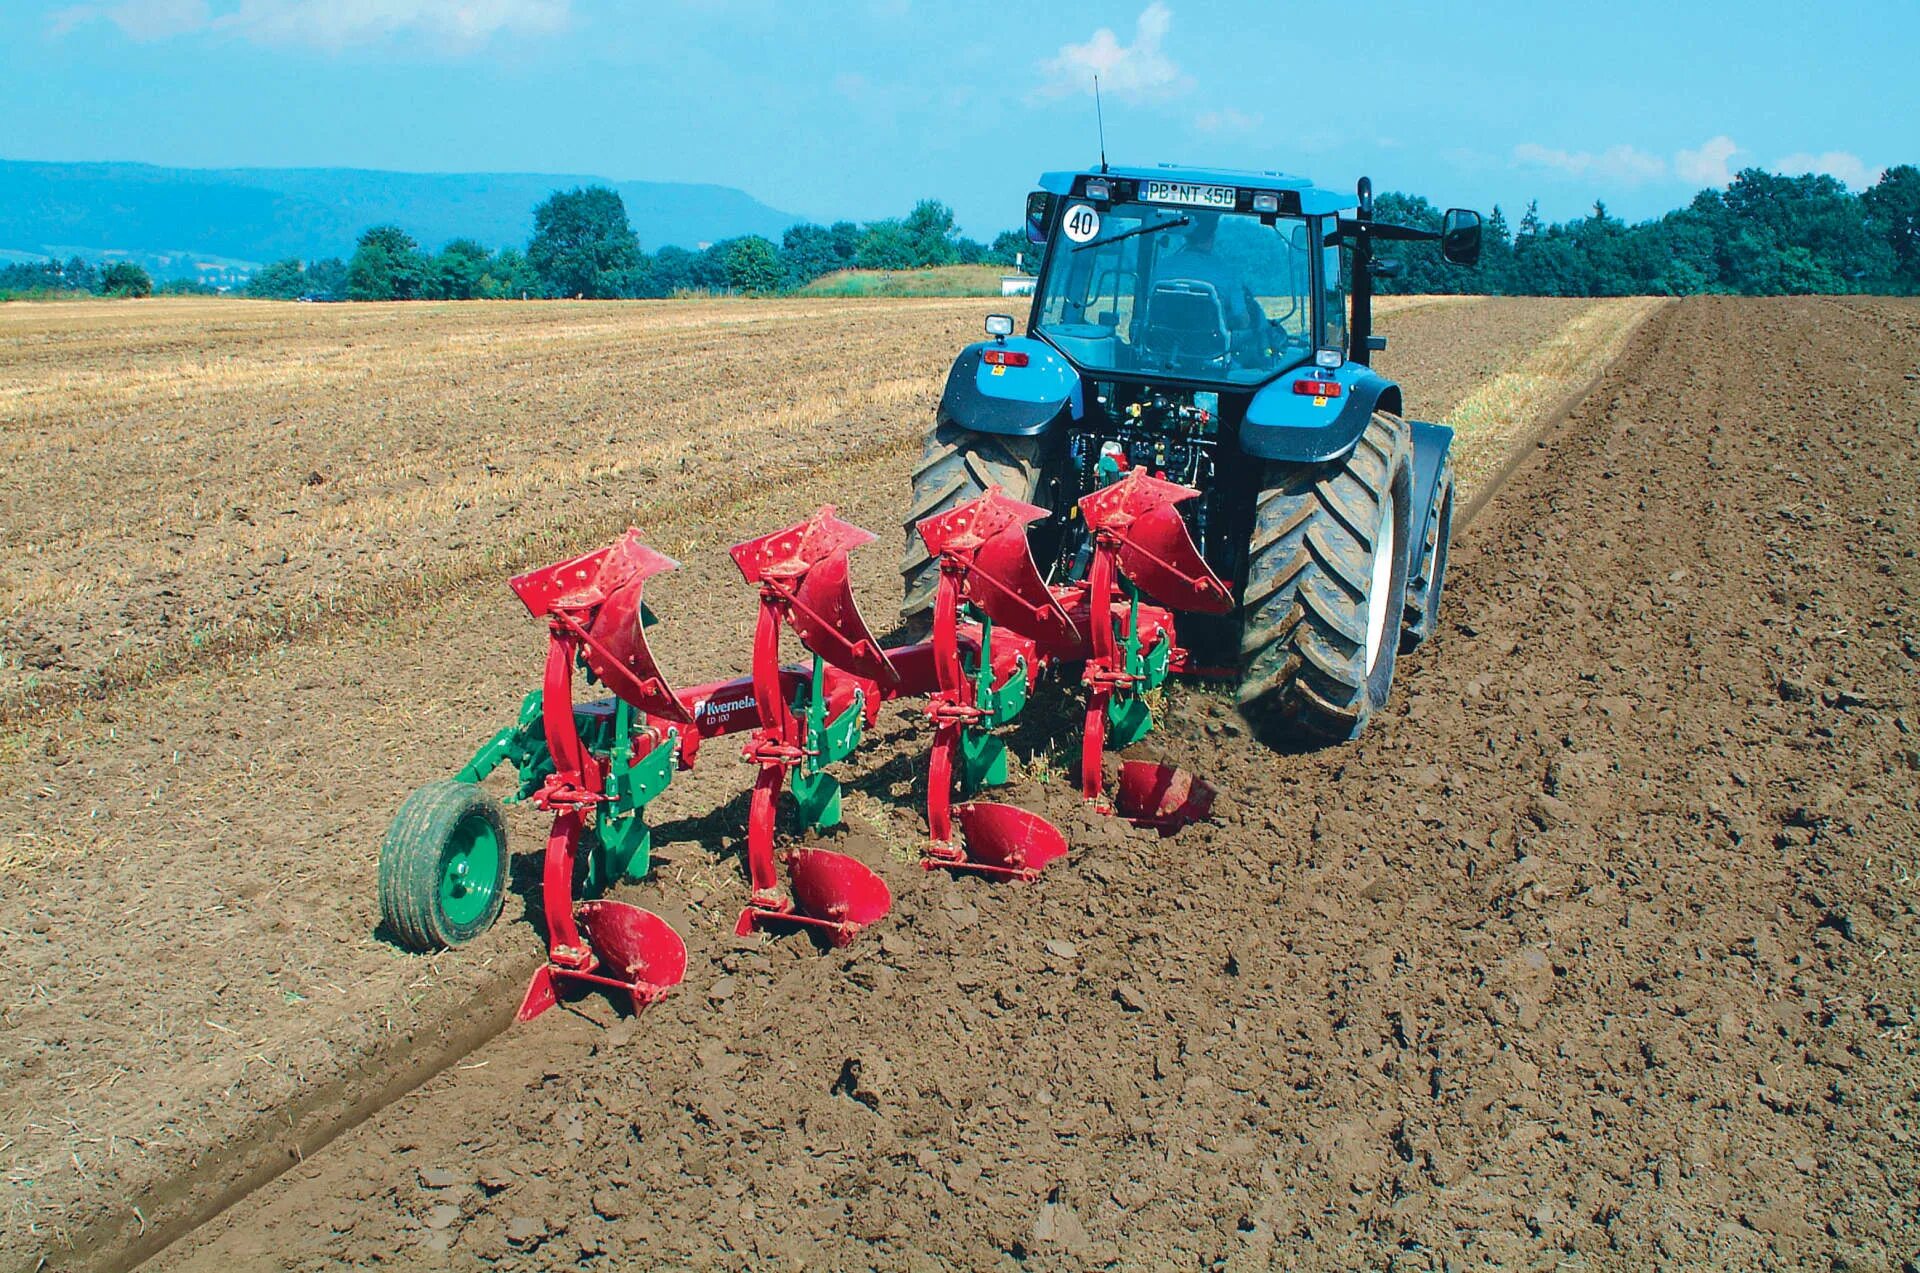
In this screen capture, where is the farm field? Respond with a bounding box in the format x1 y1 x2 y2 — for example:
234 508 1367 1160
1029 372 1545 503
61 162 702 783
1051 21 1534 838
24 292 1913 1271
0 292 1479 721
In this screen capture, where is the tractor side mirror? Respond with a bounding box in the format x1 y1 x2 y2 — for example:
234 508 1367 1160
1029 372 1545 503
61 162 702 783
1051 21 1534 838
1441 208 1483 267
1026 191 1054 245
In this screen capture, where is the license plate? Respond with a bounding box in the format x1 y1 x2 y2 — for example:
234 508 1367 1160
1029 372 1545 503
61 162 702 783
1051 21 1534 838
1141 180 1238 210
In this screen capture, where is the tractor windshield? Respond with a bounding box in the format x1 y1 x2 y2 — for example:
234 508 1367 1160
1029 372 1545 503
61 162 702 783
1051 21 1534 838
1033 202 1319 386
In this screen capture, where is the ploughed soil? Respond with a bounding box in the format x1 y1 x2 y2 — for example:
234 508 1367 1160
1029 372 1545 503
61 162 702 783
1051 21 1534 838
142 296 1920 1271
0 296 1606 1267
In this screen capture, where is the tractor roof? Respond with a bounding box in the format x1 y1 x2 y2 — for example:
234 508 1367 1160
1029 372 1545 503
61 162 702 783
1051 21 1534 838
1038 164 1352 216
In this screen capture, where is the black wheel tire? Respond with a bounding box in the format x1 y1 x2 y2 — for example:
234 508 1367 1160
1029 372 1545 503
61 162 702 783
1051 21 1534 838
1401 460 1455 652
1238 410 1416 745
899 422 1047 618
378 779 510 951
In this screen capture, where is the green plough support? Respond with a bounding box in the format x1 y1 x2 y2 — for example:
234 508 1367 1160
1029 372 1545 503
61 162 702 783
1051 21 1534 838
789 654 867 831
450 686 679 894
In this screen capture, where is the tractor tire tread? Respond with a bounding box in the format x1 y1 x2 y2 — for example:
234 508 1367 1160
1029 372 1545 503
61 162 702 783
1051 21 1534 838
1237 411 1415 745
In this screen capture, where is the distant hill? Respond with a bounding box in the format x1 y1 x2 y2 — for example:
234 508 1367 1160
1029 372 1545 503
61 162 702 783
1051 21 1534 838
0 160 801 280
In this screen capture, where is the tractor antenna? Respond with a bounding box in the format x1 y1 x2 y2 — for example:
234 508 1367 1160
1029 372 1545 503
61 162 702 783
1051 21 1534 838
1094 74 1109 173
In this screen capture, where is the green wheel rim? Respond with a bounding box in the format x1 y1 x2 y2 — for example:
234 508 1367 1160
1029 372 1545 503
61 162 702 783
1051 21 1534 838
436 814 502 928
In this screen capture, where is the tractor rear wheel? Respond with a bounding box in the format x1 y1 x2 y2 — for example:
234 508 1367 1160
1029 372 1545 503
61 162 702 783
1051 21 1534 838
899 422 1047 618
1237 410 1415 745
379 779 509 951
1400 458 1455 652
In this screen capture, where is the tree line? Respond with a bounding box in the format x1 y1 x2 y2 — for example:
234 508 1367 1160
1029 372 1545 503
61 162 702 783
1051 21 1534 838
1371 165 1920 296
242 188 1029 301
7 165 1915 302
0 256 191 299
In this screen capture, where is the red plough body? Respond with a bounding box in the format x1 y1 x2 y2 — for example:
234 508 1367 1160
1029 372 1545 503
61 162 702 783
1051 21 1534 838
728 508 897 944
915 488 1074 879
1069 469 1232 810
508 532 692 1021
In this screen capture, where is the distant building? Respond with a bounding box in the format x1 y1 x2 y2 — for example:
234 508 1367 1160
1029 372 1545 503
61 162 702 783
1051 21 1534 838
1000 275 1035 297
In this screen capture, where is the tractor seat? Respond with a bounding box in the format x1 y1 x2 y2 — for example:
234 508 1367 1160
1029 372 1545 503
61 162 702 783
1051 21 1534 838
1141 281 1230 368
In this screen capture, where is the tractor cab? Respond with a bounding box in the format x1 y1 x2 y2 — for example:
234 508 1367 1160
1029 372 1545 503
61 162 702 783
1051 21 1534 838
1028 167 1349 386
1022 165 1482 386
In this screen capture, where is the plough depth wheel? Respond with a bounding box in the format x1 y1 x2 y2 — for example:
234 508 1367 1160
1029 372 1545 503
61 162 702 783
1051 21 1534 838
379 778 510 951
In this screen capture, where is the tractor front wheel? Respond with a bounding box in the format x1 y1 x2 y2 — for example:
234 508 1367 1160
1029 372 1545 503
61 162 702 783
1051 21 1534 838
1237 410 1415 745
379 779 510 951
900 422 1047 619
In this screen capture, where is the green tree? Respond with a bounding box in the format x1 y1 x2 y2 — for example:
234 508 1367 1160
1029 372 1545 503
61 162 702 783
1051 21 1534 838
347 225 427 301
304 257 348 301
901 199 961 266
477 247 538 299
780 223 847 287
828 220 863 263
687 244 730 292
528 186 644 299
854 219 916 270
247 258 308 300
99 261 153 298
431 239 494 300
985 229 1029 269
1862 164 1920 289
63 255 98 293
720 235 783 293
1516 201 1543 242
647 245 700 296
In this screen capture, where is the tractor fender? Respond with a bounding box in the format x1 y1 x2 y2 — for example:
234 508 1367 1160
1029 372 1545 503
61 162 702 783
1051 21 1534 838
936 337 1078 437
1408 418 1455 567
1240 365 1404 464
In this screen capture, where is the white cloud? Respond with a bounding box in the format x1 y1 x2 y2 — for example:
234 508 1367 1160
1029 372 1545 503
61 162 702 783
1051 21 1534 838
1194 107 1261 134
1675 135 1740 187
1512 141 1666 185
50 0 571 51
1037 3 1191 100
1773 150 1877 189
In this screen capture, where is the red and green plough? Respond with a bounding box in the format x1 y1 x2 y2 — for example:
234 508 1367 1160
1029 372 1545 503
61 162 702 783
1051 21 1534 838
379 470 1228 1022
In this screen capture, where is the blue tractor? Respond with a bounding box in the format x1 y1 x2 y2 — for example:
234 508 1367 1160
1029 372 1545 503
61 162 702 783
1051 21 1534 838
899 166 1483 743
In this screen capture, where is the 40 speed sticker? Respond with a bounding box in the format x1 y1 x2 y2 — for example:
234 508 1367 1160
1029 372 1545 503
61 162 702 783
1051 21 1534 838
1061 203 1101 243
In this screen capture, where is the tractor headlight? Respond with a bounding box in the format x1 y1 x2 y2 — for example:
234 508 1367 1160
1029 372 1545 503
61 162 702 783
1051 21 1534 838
984 314 1015 339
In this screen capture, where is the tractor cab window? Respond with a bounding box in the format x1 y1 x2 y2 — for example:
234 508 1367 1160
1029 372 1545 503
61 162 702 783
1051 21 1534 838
1034 202 1318 385
1323 236 1348 352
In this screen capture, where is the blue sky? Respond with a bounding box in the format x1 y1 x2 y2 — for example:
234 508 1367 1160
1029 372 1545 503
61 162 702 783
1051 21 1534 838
5 0 1915 239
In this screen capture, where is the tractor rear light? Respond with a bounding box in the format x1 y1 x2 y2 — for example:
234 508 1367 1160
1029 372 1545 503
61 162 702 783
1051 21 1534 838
1251 192 1280 215
1085 178 1112 202
1292 378 1343 398
982 349 1030 367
